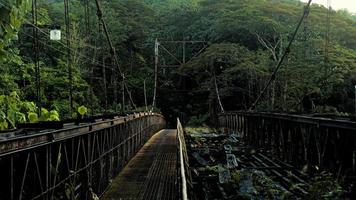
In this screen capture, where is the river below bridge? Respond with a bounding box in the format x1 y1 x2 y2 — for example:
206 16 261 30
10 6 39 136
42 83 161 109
184 127 344 199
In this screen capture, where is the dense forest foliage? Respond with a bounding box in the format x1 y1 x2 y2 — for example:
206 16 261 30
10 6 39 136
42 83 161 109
0 0 355 126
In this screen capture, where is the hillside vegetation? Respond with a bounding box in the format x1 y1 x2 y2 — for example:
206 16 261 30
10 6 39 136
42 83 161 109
0 0 355 125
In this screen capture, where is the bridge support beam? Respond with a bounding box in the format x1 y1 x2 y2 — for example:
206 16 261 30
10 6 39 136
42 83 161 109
219 112 356 181
0 113 165 200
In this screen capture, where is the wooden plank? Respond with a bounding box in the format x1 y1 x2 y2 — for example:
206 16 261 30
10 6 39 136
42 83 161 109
101 129 177 200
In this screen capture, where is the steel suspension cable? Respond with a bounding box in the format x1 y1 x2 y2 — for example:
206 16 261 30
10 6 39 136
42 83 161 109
23 29 136 114
32 0 41 116
1 0 137 115
64 0 73 114
84 0 90 36
151 39 159 110
0 0 138 95
213 72 225 113
20 30 113 73
0 1 116 74
249 0 313 110
324 0 331 69
94 0 137 111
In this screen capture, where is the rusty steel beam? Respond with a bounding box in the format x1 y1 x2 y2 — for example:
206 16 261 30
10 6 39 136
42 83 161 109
219 111 356 183
0 113 166 200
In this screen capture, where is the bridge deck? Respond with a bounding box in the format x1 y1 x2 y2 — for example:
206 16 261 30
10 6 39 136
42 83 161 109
101 129 178 200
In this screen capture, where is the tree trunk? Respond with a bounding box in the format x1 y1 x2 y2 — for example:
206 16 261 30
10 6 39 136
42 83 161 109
283 80 288 111
271 80 275 110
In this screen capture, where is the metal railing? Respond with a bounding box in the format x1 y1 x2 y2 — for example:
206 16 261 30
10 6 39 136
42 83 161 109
177 118 193 200
0 112 166 200
219 111 356 179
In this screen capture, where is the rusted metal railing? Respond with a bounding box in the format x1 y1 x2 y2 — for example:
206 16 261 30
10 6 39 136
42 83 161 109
177 118 193 200
219 112 356 179
0 113 166 200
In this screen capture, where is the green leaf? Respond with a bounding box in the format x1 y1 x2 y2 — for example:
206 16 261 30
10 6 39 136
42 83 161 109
49 110 60 121
22 102 37 112
0 118 8 130
78 106 88 116
16 111 26 123
28 112 38 123
39 108 50 121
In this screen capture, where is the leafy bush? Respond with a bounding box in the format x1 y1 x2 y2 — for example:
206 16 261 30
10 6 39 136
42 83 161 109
187 113 209 126
0 91 60 130
307 172 344 199
313 106 338 113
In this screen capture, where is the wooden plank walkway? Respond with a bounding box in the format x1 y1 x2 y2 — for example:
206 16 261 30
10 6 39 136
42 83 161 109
101 129 178 200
